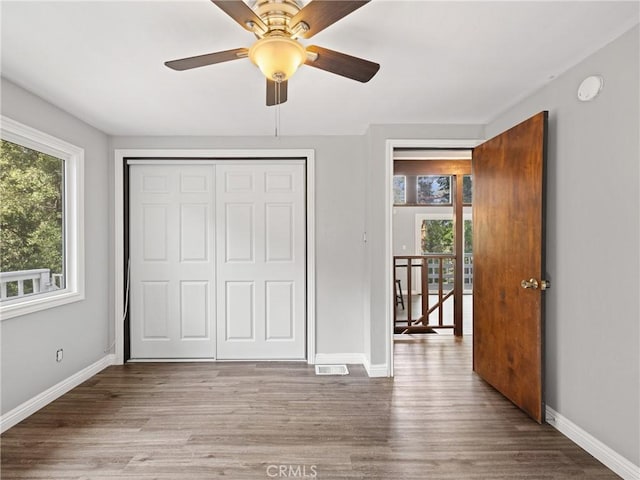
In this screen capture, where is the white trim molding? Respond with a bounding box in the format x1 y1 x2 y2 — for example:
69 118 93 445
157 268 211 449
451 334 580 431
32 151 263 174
0 355 115 433
314 353 366 366
314 353 388 378
363 360 389 378
546 406 640 480
0 116 85 320
113 149 316 365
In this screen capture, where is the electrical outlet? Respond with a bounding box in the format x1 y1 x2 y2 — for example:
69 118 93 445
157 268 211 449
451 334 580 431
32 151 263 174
56 349 63 362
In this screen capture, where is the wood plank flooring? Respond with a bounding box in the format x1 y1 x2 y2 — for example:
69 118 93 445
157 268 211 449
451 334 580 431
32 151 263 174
1 336 619 479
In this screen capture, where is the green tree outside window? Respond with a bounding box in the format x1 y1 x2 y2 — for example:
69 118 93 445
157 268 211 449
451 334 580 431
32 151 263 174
1 139 64 295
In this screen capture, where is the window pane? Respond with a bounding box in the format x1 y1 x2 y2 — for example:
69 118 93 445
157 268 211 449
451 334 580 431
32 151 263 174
421 219 454 289
420 219 454 254
417 175 451 204
393 175 406 204
463 175 472 204
464 219 473 254
0 139 65 301
464 219 473 291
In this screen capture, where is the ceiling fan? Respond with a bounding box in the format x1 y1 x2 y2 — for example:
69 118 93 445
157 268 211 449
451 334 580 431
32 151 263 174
164 0 380 106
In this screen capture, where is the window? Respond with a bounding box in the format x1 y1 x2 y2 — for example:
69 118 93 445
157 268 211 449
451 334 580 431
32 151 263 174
393 175 406 204
415 212 473 291
1 116 84 319
1 140 65 295
417 217 473 255
463 175 472 204
463 218 472 254
420 219 454 254
463 216 473 291
417 175 451 204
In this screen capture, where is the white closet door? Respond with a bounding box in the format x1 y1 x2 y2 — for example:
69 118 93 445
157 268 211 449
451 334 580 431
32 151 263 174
216 163 305 359
129 165 216 359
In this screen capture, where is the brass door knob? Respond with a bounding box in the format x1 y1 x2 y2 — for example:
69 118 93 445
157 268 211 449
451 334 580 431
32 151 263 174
521 278 550 290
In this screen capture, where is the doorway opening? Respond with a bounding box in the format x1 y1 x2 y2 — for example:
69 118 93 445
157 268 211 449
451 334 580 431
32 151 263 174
384 139 481 377
392 148 473 338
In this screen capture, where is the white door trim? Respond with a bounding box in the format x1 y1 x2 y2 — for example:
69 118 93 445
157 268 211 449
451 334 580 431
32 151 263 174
114 149 316 365
384 139 481 377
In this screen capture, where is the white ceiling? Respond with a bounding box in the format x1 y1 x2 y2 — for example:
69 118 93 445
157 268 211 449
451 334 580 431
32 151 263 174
1 1 638 136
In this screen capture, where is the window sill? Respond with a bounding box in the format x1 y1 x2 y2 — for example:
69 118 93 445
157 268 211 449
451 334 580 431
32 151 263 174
0 290 85 321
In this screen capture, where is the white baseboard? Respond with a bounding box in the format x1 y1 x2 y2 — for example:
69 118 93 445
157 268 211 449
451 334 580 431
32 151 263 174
362 355 389 377
314 353 389 378
314 353 365 366
363 362 389 377
1 354 115 433
546 406 640 480
315 353 389 377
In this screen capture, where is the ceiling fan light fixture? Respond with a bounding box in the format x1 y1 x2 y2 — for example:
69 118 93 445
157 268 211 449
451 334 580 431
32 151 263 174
248 36 307 82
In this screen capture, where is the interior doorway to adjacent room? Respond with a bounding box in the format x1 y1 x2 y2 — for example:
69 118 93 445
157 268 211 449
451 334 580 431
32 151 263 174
391 148 473 338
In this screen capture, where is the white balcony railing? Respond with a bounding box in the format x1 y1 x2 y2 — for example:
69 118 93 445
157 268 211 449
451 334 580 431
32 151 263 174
423 253 473 292
0 269 62 301
463 253 473 291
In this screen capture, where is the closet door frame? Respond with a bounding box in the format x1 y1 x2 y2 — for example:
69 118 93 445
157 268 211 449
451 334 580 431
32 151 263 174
113 149 316 365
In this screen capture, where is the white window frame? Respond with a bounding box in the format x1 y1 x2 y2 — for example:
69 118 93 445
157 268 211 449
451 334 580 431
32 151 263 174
0 116 85 320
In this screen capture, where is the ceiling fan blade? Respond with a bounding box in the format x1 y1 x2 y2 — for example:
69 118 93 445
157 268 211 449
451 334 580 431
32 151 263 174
266 79 288 106
290 0 370 39
210 0 268 34
305 45 379 82
165 48 249 71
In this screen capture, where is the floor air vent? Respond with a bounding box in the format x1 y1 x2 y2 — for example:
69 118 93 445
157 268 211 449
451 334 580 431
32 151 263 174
315 364 349 375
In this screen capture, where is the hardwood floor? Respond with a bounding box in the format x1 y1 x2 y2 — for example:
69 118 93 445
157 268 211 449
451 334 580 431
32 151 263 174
1 336 618 479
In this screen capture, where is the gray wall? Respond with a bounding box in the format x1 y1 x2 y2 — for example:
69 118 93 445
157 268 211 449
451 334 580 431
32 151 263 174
110 135 367 357
485 25 640 465
1 78 111 414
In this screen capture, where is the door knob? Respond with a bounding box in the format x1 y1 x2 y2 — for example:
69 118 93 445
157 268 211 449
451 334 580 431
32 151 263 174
520 278 550 290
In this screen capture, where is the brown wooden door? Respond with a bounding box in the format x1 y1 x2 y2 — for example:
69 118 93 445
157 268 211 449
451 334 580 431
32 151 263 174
472 111 548 423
